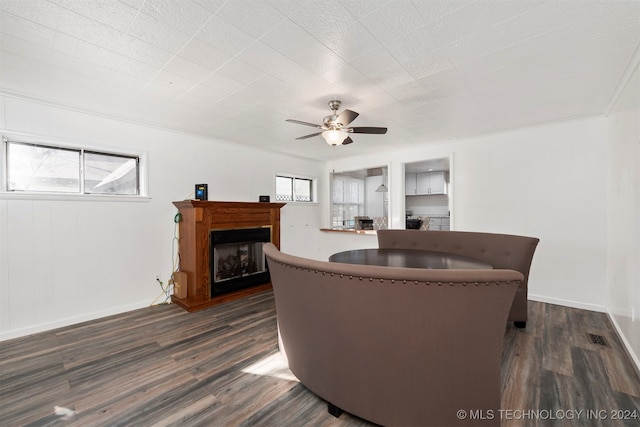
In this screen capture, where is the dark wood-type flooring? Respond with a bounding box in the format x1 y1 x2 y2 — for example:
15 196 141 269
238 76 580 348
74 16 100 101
1 290 639 427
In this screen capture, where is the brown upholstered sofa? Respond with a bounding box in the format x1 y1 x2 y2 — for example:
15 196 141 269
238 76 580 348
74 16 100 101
263 242 523 427
377 229 539 328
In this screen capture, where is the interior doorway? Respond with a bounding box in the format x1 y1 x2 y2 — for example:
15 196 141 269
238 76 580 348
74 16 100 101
403 157 452 231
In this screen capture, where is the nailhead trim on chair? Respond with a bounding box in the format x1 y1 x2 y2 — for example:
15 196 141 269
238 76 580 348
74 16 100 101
270 259 520 287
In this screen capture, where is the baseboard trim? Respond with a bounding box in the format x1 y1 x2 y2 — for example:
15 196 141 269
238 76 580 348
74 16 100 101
528 294 606 313
606 311 640 379
0 300 154 342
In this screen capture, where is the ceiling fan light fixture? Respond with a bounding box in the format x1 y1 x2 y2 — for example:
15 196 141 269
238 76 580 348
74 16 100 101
287 100 386 146
322 129 348 146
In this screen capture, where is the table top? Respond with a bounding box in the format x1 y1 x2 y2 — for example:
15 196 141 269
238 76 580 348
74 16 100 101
329 248 493 270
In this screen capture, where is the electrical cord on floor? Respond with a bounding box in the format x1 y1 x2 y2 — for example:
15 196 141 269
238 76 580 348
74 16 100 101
151 211 182 306
151 277 172 305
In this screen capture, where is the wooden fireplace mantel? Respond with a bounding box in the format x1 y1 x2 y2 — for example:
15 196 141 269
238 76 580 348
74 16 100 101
171 200 286 312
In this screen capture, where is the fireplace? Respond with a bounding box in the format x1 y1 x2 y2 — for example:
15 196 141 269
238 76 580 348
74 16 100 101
171 200 285 312
210 227 270 296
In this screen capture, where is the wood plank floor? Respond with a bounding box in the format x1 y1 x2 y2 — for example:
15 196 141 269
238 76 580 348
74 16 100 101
1 290 639 427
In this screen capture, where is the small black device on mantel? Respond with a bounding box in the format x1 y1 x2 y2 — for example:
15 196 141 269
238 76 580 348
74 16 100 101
195 184 208 201
259 195 270 202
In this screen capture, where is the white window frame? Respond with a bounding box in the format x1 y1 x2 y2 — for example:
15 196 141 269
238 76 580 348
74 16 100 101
331 174 365 229
274 172 317 204
1 131 149 202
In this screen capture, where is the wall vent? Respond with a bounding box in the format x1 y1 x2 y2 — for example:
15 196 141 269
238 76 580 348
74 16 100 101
586 333 609 347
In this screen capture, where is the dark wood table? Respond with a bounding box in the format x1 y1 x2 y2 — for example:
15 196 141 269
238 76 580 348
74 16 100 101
329 248 492 270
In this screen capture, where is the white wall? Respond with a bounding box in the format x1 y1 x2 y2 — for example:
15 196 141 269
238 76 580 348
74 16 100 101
605 60 640 368
365 175 385 218
454 119 608 310
406 194 449 217
0 95 325 340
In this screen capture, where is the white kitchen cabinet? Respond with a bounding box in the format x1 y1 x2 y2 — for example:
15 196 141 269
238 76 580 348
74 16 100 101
413 171 447 195
427 216 451 230
428 171 446 194
416 173 430 194
441 217 450 230
405 173 417 195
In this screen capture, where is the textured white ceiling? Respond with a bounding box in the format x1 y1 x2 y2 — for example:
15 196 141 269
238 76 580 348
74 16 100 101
1 0 638 160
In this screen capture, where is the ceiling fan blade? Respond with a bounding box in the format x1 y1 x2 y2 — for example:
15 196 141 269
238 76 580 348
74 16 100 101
336 109 359 126
295 132 323 140
342 136 354 145
349 127 387 134
286 119 323 128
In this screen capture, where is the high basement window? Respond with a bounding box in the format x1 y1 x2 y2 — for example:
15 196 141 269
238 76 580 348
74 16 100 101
275 173 316 202
4 139 141 196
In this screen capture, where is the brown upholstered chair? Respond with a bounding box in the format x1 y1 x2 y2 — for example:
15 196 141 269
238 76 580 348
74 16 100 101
264 242 523 426
377 229 539 328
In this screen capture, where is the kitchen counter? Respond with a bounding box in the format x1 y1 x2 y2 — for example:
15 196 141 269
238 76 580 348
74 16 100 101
320 228 378 235
406 215 450 230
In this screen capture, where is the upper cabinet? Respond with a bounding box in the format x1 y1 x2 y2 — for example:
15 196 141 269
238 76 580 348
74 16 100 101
405 173 417 195
422 171 446 195
406 171 447 195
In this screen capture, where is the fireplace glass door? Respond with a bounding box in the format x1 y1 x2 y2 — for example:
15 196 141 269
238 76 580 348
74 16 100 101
210 227 271 296
214 241 265 282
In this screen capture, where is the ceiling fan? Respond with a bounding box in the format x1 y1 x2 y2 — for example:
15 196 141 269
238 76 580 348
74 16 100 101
286 100 387 146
